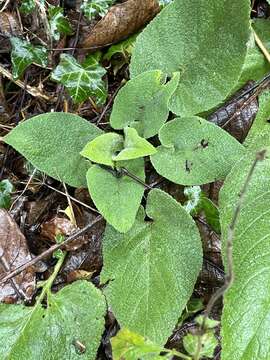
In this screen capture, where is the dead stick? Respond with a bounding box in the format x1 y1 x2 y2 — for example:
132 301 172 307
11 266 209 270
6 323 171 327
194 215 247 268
0 215 103 285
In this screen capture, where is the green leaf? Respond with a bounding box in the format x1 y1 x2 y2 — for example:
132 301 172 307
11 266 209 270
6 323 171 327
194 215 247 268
10 37 48 79
103 34 138 61
86 159 145 233
244 90 270 151
81 132 123 167
20 0 36 14
0 180 14 209
150 117 246 186
184 186 220 233
195 315 220 329
183 331 218 358
159 0 173 7
101 189 202 344
110 70 180 138
51 53 107 104
48 6 73 41
112 328 184 360
130 0 250 116
235 20 270 89
4 112 102 188
220 151 270 360
81 0 115 20
0 281 106 360
113 127 157 161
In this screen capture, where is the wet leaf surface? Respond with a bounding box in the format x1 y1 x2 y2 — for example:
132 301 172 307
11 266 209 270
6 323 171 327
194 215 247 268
0 209 35 303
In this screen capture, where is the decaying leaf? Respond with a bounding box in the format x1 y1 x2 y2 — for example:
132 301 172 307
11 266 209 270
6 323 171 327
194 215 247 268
79 0 160 49
0 76 10 124
0 12 21 38
0 210 35 303
208 81 259 142
41 216 88 251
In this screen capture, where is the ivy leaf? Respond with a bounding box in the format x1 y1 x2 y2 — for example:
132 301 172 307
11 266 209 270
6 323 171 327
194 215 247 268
183 331 218 358
150 117 246 186
86 159 145 233
101 189 202 344
20 0 36 14
51 53 107 104
48 6 73 41
184 186 220 233
159 0 173 6
81 133 123 167
112 328 181 360
0 281 106 359
0 180 14 209
10 37 48 79
103 34 138 61
81 0 115 20
4 112 102 188
113 127 157 161
130 0 250 116
220 151 270 360
110 70 180 138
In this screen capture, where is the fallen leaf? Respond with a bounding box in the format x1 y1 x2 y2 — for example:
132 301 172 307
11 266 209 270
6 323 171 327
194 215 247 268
79 0 160 49
0 12 21 38
41 216 89 251
0 210 35 303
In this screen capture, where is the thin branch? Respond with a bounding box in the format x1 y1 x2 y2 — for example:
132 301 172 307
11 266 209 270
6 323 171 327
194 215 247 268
253 28 270 64
0 64 50 100
0 215 103 286
194 150 266 360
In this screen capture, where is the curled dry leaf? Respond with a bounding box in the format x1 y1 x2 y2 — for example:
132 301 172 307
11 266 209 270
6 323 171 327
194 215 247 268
208 81 258 142
79 0 160 49
41 216 89 251
0 12 22 52
0 210 35 304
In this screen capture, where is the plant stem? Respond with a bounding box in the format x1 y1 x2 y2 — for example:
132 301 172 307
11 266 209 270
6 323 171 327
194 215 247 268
193 150 266 360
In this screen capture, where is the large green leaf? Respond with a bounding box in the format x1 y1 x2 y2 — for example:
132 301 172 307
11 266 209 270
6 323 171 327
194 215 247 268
130 0 250 116
244 90 270 151
4 112 102 188
86 159 145 233
10 37 48 79
110 70 180 138
51 53 107 104
0 281 106 360
150 117 245 185
220 151 270 360
101 189 202 344
48 6 73 41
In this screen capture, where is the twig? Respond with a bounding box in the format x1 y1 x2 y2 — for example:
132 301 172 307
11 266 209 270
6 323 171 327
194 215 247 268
0 64 50 100
253 28 270 64
194 150 266 360
0 215 103 286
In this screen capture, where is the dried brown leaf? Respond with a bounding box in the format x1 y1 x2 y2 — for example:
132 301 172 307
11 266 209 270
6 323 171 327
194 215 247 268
79 0 160 49
0 210 35 303
208 82 258 142
41 216 88 251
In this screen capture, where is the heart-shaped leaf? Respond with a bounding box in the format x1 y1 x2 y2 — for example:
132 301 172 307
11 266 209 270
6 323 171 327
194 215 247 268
130 0 250 116
101 189 202 344
0 281 106 360
86 158 145 233
110 70 180 138
150 117 246 185
10 37 48 79
4 112 102 188
113 127 156 161
81 132 123 167
51 53 107 104
220 151 270 360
